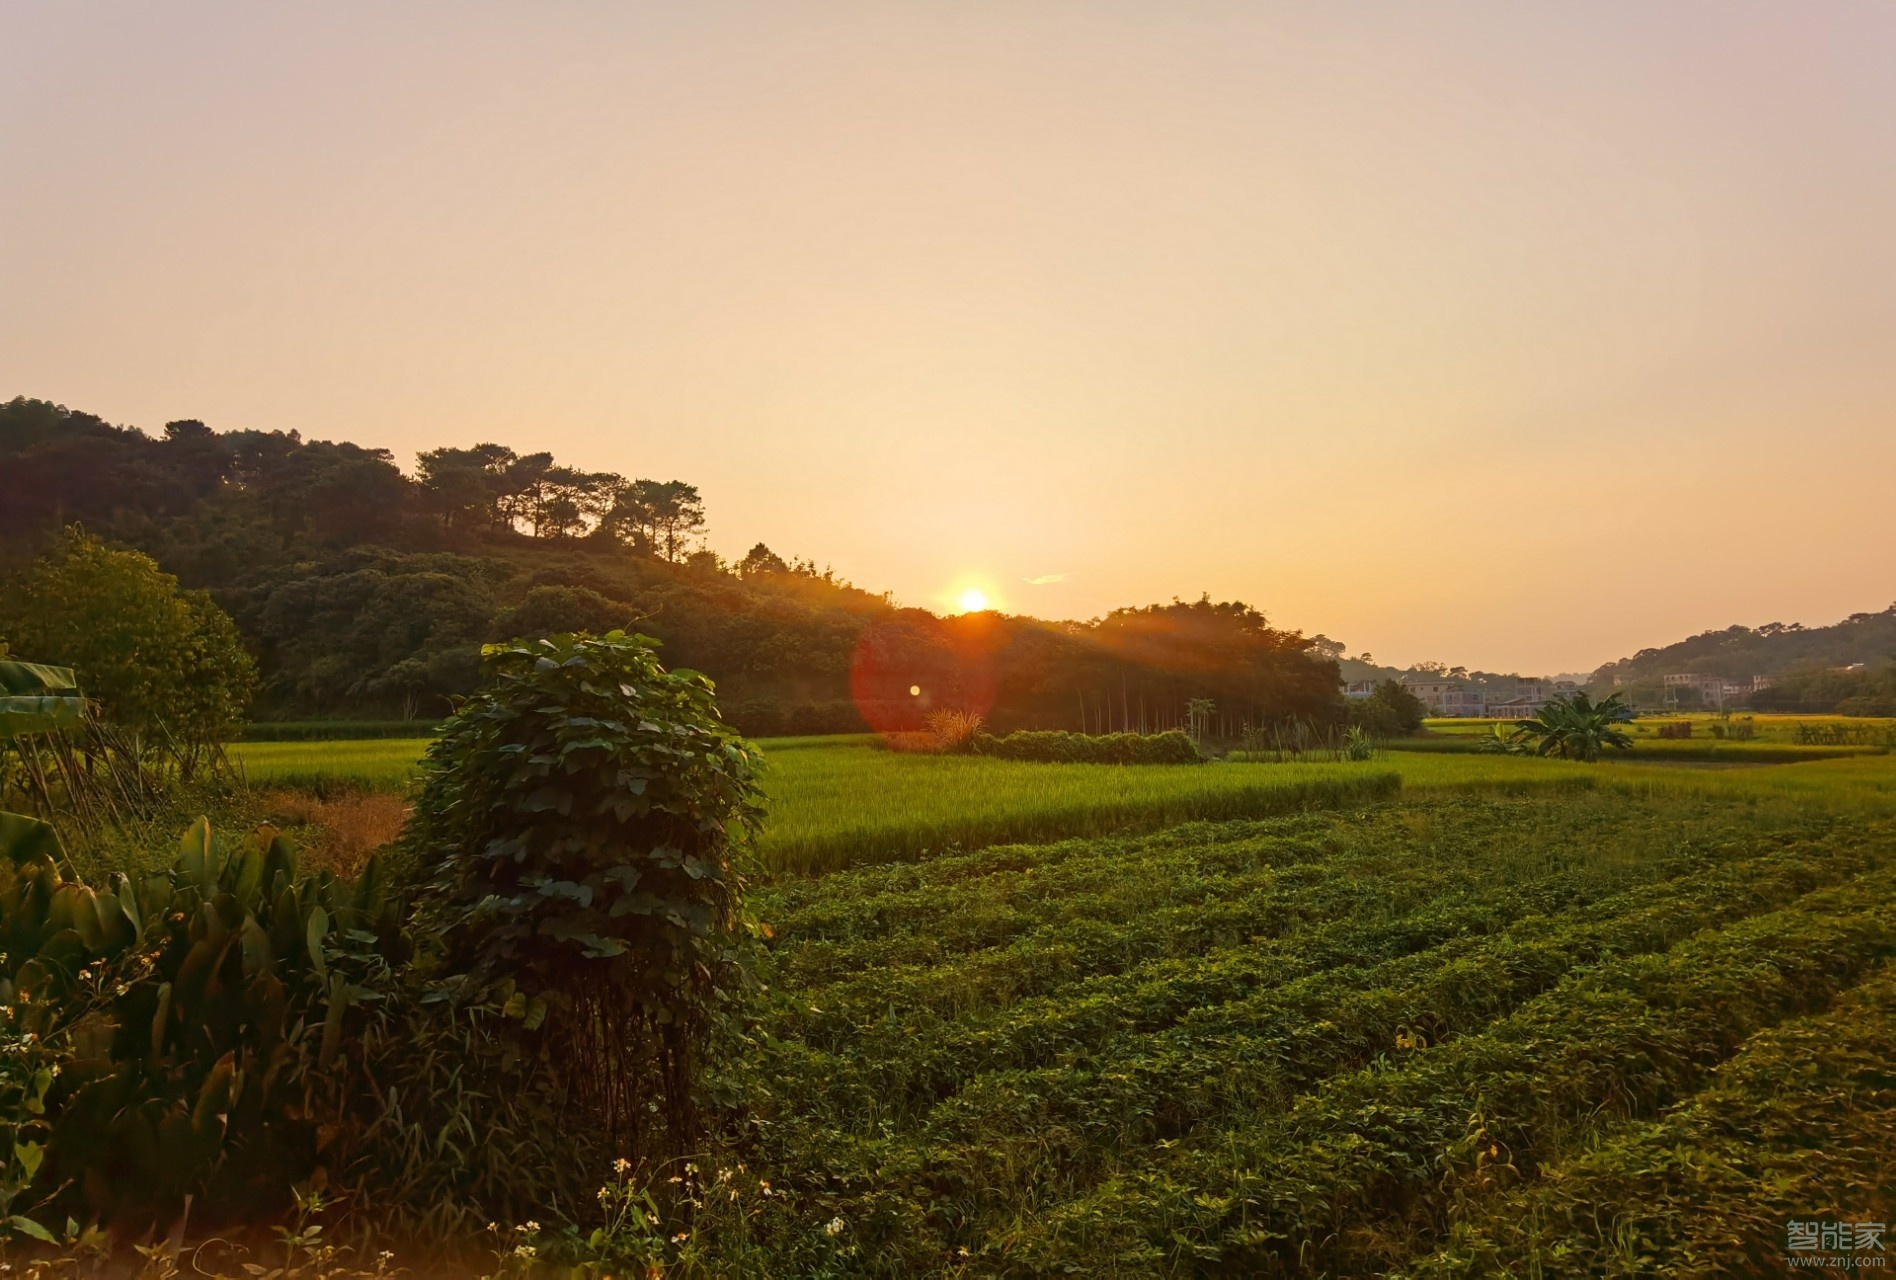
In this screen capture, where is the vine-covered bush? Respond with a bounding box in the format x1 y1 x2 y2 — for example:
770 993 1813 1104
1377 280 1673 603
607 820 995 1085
972 729 1203 765
400 632 761 1169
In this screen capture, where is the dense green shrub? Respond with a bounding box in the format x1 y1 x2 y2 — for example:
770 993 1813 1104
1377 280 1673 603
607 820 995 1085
400 631 761 1168
972 729 1202 764
0 530 256 758
1346 679 1427 736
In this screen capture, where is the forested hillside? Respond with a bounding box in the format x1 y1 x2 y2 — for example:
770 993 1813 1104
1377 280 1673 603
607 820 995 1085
0 396 1343 733
1592 607 1896 714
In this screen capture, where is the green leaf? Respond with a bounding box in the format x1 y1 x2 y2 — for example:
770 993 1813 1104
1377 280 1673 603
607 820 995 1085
179 817 214 890
151 981 173 1056
0 810 65 870
318 973 348 1069
306 905 330 980
0 694 85 738
240 914 272 979
7 1215 57 1244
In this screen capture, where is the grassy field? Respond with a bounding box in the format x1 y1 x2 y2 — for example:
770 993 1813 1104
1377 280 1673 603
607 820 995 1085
1393 734 1884 763
232 737 436 792
730 790 1896 1274
756 750 1399 873
234 731 1896 871
1425 711 1896 743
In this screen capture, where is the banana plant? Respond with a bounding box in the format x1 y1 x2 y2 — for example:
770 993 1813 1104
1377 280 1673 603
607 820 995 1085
0 662 84 740
1506 692 1635 762
0 809 398 1236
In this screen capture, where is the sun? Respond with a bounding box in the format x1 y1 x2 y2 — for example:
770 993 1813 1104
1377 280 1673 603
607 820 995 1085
956 587 991 614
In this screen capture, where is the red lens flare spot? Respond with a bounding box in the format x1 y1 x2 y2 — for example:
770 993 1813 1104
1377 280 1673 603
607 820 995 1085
850 613 999 737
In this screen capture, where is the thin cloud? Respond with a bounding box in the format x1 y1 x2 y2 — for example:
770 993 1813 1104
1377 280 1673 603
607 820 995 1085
1024 572 1071 585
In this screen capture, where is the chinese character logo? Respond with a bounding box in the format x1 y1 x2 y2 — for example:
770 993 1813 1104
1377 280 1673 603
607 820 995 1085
1786 1219 1886 1265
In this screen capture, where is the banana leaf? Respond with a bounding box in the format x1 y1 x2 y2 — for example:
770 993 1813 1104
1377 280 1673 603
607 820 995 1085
0 662 84 738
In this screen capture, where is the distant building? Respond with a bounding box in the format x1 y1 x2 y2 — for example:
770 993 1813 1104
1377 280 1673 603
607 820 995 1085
1343 680 1381 700
1489 697 1543 721
1400 678 1487 718
1663 672 1769 709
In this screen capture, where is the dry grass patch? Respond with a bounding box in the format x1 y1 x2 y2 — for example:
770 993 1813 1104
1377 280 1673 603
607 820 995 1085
261 786 409 876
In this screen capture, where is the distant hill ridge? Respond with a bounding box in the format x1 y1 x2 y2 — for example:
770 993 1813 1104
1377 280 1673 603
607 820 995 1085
0 395 1344 734
1593 606 1896 686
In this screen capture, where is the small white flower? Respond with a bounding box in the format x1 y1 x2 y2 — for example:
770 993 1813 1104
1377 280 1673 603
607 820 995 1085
825 1216 846 1237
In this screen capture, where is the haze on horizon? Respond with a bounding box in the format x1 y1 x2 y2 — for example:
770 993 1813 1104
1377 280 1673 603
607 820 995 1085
3 2 1893 676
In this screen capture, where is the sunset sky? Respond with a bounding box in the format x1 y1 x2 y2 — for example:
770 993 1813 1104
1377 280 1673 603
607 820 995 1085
4 2 1893 674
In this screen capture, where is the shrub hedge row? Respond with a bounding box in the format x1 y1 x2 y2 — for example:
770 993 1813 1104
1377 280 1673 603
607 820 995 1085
972 729 1202 764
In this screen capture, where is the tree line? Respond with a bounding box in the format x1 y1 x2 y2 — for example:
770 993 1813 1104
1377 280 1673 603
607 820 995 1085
0 396 1346 735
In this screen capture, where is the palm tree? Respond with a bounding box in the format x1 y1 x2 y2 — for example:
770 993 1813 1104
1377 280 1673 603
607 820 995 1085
1508 691 1635 762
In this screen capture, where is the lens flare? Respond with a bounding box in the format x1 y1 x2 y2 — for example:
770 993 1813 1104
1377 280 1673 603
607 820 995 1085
956 588 991 613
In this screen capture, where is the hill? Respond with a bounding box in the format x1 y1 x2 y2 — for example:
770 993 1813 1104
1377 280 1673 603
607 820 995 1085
1591 606 1896 714
0 396 1343 735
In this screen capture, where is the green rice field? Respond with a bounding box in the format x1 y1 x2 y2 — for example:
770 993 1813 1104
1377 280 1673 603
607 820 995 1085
233 728 1896 873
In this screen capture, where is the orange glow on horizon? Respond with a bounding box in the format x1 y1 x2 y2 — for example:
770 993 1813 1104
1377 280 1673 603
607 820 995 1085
7 6 1896 673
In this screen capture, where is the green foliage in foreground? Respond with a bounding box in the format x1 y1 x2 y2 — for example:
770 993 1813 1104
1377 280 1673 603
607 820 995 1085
1410 965 1896 1276
0 813 397 1238
971 728 1202 765
700 794 1896 1275
402 632 761 1164
0 632 766 1262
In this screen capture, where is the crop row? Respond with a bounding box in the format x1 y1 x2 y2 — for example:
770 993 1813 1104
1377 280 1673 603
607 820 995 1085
982 864 1896 1276
1405 964 1896 1277
761 803 1872 1074
752 819 1885 1231
762 795 1772 987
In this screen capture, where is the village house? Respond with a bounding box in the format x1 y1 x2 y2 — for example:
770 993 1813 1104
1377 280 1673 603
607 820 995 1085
1664 672 1769 709
1400 677 1488 718
1485 679 1581 720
